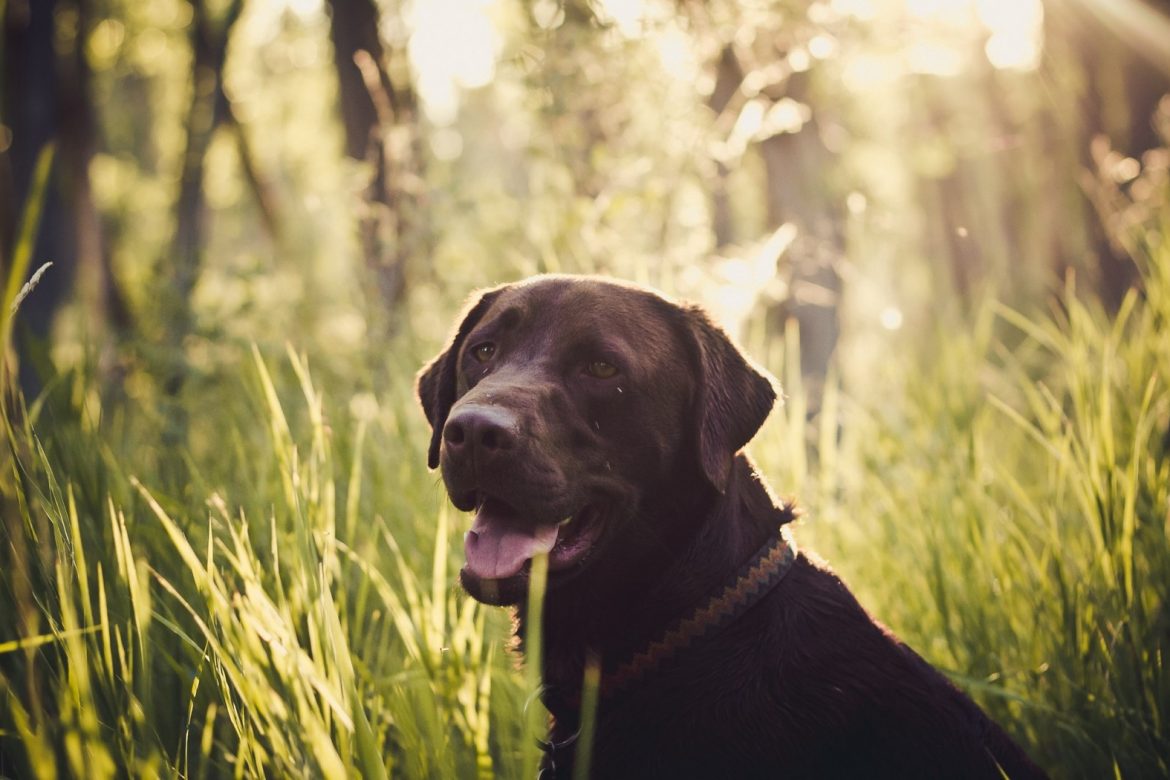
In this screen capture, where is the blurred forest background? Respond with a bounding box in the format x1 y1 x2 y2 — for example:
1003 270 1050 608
2 0 1170 777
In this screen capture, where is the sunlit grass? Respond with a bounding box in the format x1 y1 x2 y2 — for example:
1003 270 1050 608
1 337 534 778
1 144 55 361
2 121 1169 777
4 0 1167 773
760 273 1170 774
2 236 1167 775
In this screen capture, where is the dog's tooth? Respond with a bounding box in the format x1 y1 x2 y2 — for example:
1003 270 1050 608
559 516 573 526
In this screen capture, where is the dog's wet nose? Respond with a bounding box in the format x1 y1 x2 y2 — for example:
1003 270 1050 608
443 405 518 462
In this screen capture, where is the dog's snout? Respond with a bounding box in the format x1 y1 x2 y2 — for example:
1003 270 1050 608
443 405 518 461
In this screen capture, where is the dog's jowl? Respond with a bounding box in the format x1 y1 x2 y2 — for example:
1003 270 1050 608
417 275 1047 779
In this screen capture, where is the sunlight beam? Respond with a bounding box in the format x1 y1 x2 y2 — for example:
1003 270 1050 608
902 0 1044 72
1077 0 1170 79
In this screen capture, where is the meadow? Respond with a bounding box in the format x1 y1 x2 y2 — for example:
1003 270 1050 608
2 211 1168 777
3 1 1170 777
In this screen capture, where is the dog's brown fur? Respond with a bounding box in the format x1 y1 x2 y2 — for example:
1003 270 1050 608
418 275 1046 779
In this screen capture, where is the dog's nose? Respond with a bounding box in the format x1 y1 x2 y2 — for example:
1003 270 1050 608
443 405 518 462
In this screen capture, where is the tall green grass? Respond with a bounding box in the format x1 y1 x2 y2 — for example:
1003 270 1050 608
3 236 1169 775
1 339 534 778
754 253 1170 774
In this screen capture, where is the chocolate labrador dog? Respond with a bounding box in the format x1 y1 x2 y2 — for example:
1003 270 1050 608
417 275 1045 779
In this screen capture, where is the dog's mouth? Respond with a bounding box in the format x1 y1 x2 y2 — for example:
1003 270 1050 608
462 496 602 585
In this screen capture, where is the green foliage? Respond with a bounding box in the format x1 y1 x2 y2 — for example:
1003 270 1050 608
1 230 1167 777
0 337 531 778
765 257 1170 776
3 1 1169 778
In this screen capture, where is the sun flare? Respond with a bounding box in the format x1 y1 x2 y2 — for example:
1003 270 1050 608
905 0 1045 71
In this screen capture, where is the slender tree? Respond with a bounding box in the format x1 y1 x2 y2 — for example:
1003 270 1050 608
326 0 422 327
683 4 843 390
1045 0 1170 306
159 0 245 459
1 0 124 395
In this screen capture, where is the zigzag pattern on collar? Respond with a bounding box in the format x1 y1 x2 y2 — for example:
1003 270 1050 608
601 524 798 699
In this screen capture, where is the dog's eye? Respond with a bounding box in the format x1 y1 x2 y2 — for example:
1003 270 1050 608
585 360 618 379
471 343 496 363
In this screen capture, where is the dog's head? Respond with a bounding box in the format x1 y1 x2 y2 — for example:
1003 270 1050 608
417 275 776 605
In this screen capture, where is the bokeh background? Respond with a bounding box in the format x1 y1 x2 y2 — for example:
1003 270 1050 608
2 0 1169 777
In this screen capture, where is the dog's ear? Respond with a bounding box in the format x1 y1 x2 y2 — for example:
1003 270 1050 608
417 288 502 469
683 305 778 493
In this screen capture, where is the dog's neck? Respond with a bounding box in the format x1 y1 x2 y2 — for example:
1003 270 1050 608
517 454 794 718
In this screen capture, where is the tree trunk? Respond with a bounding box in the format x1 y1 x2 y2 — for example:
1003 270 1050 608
708 45 743 250
1 0 125 396
2 0 69 397
1046 0 1170 307
161 0 243 453
326 0 417 328
326 0 397 160
757 71 843 393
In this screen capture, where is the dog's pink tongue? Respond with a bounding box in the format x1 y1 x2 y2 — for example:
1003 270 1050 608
465 500 558 580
